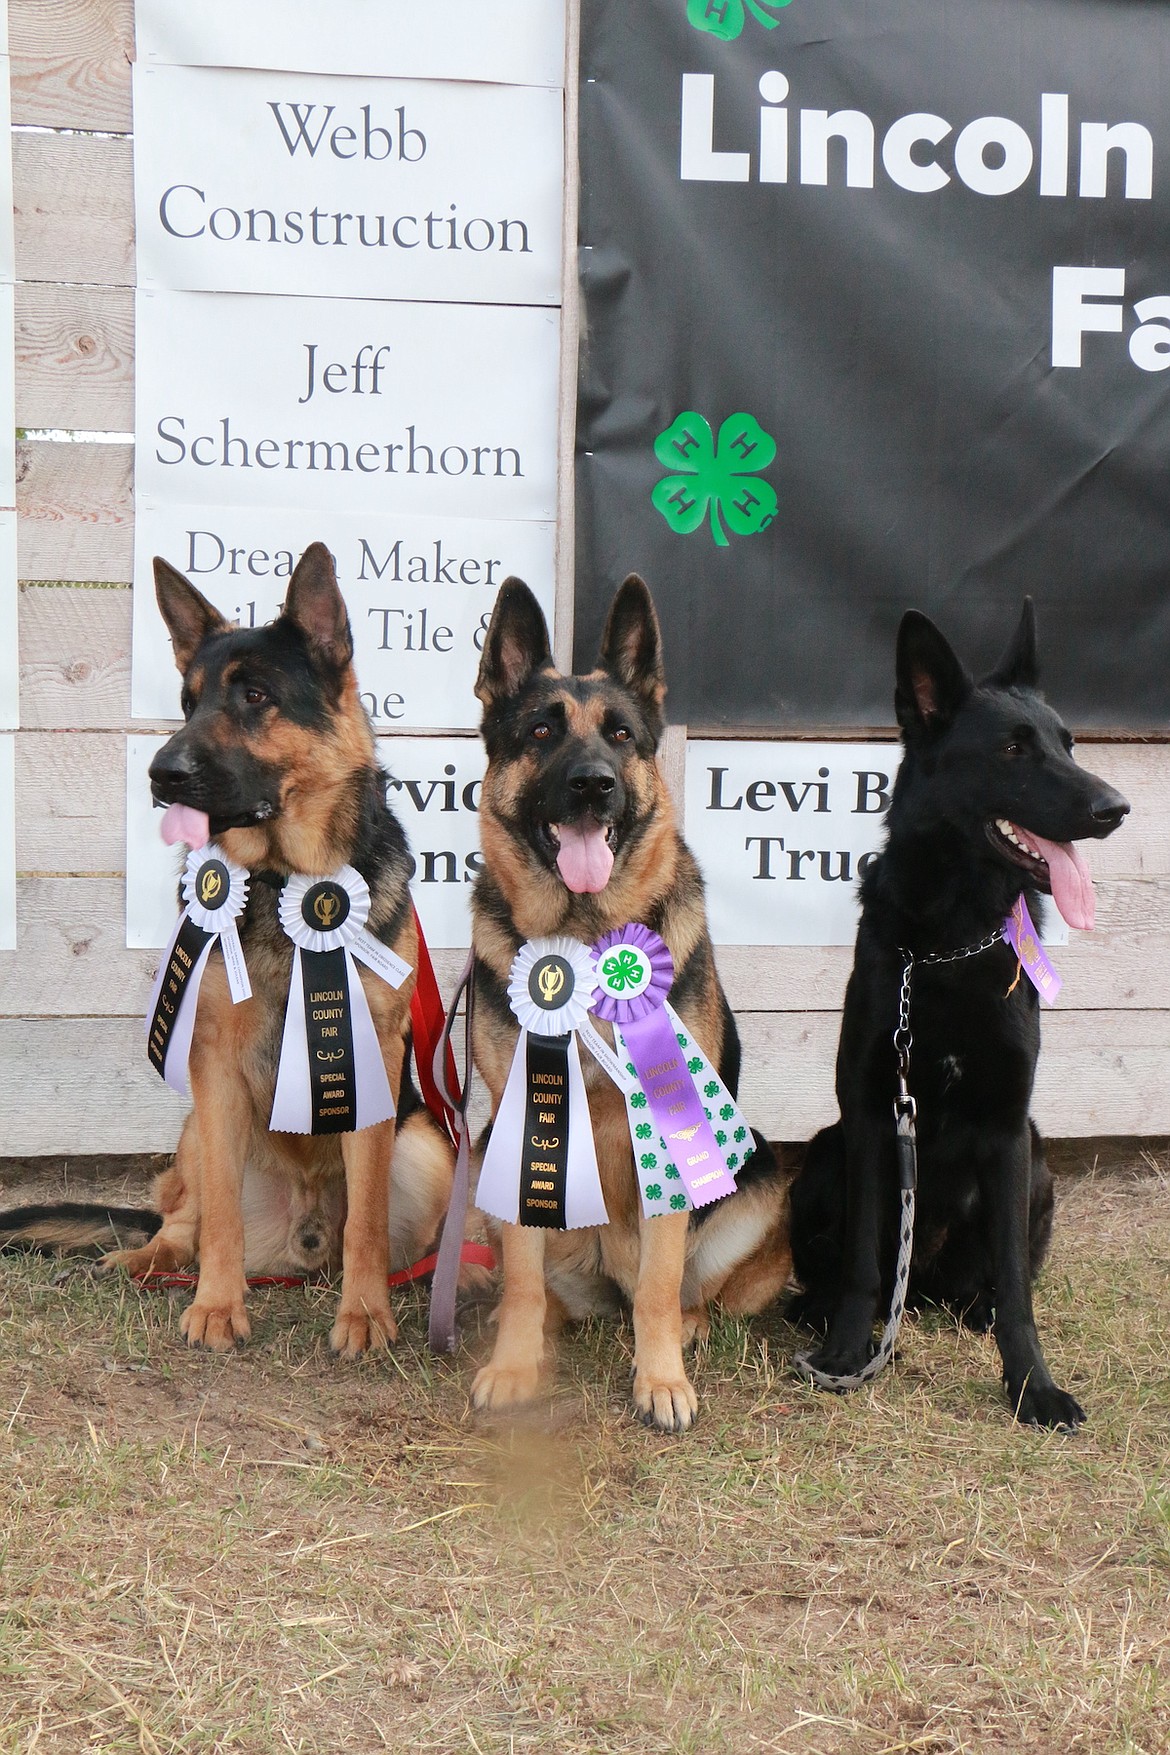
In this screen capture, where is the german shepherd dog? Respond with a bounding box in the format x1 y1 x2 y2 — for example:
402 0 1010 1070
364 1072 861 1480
84 544 452 1351
788 602 1129 1427
467 575 791 1431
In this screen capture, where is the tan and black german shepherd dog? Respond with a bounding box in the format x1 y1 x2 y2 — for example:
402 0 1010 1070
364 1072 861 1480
0 545 454 1350
468 575 791 1431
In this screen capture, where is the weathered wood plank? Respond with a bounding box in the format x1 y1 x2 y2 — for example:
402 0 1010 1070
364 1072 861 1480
18 584 132 728
735 1008 1170 1140
15 731 126 871
0 876 157 1013
13 131 134 288
3 1019 188 1155
16 440 133 582
16 282 134 430
6 1007 1170 1155
10 0 133 133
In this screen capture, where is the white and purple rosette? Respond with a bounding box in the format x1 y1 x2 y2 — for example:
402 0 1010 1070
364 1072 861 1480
591 925 739 1211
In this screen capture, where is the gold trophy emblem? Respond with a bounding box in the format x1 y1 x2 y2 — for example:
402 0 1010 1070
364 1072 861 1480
538 961 565 1005
314 890 340 929
198 866 223 906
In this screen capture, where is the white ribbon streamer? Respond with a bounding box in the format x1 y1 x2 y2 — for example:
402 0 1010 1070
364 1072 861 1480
474 937 609 1230
144 844 250 1098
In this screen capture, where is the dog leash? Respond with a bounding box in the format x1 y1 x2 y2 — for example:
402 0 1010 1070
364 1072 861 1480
128 1243 496 1294
795 925 1004 1392
427 950 479 1354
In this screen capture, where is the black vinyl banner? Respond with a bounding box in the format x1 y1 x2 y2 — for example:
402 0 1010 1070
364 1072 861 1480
576 0 1170 727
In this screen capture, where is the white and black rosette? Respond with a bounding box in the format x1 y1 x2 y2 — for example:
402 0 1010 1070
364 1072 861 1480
146 844 251 1097
270 865 411 1136
476 937 609 1230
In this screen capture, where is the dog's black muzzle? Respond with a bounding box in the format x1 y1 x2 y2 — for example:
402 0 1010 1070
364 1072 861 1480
149 728 278 830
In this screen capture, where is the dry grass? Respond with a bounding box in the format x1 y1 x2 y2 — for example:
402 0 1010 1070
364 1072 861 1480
0 1166 1168 1754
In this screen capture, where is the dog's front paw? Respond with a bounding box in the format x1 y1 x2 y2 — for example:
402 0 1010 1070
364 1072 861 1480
330 1305 397 1358
181 1298 250 1350
471 1359 542 1411
680 1307 710 1349
632 1369 698 1433
1010 1379 1086 1430
797 1340 873 1387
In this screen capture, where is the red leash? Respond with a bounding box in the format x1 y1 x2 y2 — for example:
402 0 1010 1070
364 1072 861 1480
409 903 460 1145
131 1239 495 1292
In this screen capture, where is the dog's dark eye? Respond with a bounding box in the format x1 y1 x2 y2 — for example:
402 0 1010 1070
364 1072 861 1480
1002 741 1024 758
180 691 195 720
531 722 551 741
612 726 632 744
244 686 269 707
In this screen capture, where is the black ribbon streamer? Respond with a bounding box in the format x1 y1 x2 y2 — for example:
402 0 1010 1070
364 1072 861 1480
147 915 212 1082
518 1031 571 1227
302 946 358 1134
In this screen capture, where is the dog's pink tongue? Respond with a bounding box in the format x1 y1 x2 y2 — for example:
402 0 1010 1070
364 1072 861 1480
1024 829 1096 931
161 803 210 849
554 820 614 894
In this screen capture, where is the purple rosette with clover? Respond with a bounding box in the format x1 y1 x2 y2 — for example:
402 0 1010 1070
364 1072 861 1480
591 924 738 1210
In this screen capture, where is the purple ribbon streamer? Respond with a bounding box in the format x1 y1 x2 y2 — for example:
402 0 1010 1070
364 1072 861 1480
592 924 737 1210
1002 894 1062 1006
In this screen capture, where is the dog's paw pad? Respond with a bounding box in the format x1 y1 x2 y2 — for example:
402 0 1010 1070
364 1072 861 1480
330 1308 397 1358
470 1361 541 1411
180 1301 250 1351
632 1372 698 1433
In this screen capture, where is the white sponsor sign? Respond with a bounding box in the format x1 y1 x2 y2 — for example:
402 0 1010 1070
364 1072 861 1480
134 65 563 306
686 742 901 946
686 740 1068 947
133 504 554 727
0 735 13 949
0 513 18 728
135 0 566 90
135 288 560 522
127 735 486 950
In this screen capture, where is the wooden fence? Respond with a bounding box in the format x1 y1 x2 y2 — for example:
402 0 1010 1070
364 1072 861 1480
5 0 1170 1156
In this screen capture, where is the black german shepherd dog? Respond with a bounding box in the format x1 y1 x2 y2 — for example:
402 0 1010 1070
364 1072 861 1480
789 601 1129 1428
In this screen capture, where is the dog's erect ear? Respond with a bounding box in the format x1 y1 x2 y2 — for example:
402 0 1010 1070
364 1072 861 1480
895 610 973 734
598 575 666 730
154 557 230 673
282 542 353 669
475 577 553 706
985 597 1040 690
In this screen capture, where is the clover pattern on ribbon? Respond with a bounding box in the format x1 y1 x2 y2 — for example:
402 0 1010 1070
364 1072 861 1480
652 413 778 548
641 1152 658 1170
601 947 644 993
645 1183 663 1202
688 1058 704 1075
734 1126 747 1143
665 1166 680 1180
630 1091 647 1110
670 1193 688 1210
720 1104 734 1120
704 1080 719 1098
635 1122 652 1140
686 0 792 41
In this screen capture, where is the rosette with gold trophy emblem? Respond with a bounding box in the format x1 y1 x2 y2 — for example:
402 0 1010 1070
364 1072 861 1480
270 866 412 1135
146 844 251 1095
475 937 609 1229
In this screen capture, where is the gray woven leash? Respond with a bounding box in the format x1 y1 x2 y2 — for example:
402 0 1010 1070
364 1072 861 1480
795 925 1004 1392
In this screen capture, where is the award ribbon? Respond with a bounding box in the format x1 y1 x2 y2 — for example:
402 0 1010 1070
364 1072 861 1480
146 846 250 1097
475 937 609 1230
1002 894 1062 1005
589 924 754 1217
270 866 411 1135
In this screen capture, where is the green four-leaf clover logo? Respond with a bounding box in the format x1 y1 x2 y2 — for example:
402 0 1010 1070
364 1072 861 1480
686 0 792 40
670 1193 688 1210
645 1183 663 1201
652 413 778 548
601 947 647 993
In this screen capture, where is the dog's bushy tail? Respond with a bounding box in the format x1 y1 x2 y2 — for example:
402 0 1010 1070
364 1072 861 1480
0 1202 161 1258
